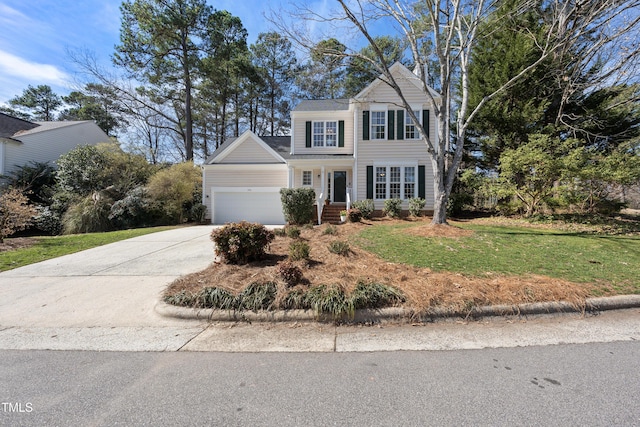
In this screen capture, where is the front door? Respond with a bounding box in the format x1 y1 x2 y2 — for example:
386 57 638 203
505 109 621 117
333 171 347 203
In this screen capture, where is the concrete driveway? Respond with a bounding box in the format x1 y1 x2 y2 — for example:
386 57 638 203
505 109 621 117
0 226 215 350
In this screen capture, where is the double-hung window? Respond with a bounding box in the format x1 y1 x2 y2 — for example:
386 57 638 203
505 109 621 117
374 165 417 200
371 111 386 139
405 110 420 139
313 121 338 147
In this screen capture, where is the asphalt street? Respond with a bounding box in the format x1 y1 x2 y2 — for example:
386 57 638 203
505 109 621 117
1 341 639 426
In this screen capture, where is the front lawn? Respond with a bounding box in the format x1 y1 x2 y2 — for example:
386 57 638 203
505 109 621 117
0 226 176 272
355 218 640 295
165 216 640 318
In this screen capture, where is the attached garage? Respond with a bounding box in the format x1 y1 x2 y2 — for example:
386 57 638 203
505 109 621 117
211 187 285 225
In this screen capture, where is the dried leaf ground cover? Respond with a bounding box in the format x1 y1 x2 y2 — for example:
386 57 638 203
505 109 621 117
165 215 640 315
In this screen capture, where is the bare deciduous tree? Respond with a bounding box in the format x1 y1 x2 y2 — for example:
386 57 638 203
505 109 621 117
276 0 640 224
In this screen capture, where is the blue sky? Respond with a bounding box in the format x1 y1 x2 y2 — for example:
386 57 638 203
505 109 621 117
0 0 335 105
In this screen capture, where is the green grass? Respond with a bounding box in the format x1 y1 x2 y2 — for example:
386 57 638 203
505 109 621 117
355 222 640 295
0 226 176 272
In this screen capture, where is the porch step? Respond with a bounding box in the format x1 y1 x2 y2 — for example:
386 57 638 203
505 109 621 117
321 204 347 224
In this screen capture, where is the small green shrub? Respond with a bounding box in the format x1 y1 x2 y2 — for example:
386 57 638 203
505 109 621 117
238 282 277 312
274 227 286 237
277 261 304 287
328 240 350 256
195 287 237 309
350 281 405 309
408 197 426 217
285 225 301 238
347 208 362 222
289 240 310 261
322 224 337 235
305 284 354 319
211 222 275 264
280 188 316 225
383 198 402 218
351 199 374 219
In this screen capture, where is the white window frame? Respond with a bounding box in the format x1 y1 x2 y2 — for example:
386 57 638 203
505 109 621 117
373 163 418 200
370 106 387 140
302 170 313 187
312 121 338 147
405 109 421 140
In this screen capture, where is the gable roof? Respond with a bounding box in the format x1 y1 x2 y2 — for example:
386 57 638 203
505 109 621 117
293 99 351 112
14 120 93 136
0 112 38 139
205 131 290 164
354 62 441 101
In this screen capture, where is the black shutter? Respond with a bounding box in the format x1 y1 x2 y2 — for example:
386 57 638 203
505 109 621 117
363 111 370 140
305 121 312 147
366 166 374 199
388 110 394 140
422 110 430 138
396 110 404 140
418 165 426 199
338 120 344 147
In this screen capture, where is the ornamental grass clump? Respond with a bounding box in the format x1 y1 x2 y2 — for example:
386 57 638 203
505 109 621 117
211 221 274 264
350 281 405 309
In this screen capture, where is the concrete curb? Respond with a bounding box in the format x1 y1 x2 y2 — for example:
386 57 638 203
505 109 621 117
155 294 640 323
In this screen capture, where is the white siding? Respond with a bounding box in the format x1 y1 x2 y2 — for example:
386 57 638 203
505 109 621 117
354 77 437 210
219 137 281 163
4 122 109 174
291 110 355 155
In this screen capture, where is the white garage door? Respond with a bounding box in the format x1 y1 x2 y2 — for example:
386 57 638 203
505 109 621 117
212 189 285 225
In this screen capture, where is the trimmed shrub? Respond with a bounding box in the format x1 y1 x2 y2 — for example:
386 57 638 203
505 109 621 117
351 199 374 219
289 240 310 261
280 188 316 225
328 240 350 256
211 221 275 264
383 198 402 218
408 197 426 217
347 208 362 222
277 261 304 287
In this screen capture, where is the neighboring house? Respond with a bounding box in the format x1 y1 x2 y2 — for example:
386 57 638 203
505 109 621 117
0 112 110 176
202 62 440 224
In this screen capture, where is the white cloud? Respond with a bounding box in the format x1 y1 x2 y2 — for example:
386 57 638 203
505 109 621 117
0 50 70 86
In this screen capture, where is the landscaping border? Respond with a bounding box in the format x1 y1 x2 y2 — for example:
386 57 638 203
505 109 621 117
155 294 640 323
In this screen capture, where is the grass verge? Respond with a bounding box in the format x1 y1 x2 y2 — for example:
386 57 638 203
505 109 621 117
0 226 176 272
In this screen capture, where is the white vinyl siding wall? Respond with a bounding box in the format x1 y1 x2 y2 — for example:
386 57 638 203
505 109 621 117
291 110 354 154
220 138 283 163
3 122 109 175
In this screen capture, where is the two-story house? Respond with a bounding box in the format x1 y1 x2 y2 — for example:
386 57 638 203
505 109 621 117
202 62 439 224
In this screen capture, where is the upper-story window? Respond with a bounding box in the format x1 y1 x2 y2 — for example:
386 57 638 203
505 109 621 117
405 110 420 139
313 121 337 147
371 111 386 140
